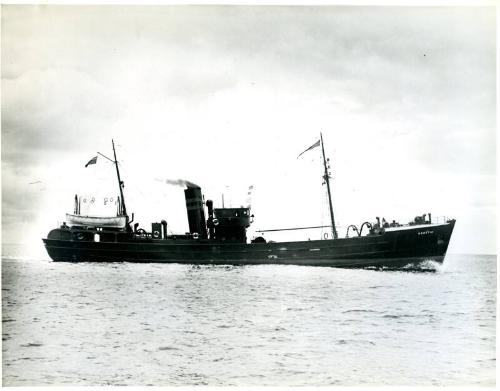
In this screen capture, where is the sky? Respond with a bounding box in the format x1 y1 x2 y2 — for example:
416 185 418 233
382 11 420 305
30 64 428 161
1 5 496 258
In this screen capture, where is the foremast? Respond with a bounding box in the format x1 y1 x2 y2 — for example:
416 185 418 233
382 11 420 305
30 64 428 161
320 133 338 239
111 139 131 231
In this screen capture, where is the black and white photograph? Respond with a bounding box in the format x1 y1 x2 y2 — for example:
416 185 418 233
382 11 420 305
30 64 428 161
1 3 496 386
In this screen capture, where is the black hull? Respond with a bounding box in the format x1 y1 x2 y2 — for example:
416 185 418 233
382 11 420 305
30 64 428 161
43 221 455 268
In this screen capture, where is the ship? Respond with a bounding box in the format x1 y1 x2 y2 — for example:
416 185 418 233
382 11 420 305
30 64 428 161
43 137 455 268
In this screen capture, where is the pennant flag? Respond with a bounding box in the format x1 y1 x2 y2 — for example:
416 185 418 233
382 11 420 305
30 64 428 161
297 140 320 159
85 156 97 167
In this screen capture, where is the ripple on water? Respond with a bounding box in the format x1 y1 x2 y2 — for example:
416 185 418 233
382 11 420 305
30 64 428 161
158 346 180 351
20 343 43 348
342 309 381 314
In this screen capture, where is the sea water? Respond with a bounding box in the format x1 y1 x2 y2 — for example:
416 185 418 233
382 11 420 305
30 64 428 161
2 254 496 386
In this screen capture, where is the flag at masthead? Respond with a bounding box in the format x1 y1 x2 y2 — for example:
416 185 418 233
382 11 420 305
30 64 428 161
297 140 320 159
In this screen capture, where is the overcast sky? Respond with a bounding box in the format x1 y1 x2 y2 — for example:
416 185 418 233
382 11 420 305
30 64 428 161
1 5 496 257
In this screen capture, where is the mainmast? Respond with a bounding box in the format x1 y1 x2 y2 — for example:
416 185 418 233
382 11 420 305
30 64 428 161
111 140 128 223
320 133 338 239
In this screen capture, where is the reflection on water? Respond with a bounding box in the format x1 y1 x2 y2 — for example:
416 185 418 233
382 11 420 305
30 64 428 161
2 254 496 386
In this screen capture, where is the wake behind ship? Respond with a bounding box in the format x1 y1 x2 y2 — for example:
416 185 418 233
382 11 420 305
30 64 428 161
43 137 455 267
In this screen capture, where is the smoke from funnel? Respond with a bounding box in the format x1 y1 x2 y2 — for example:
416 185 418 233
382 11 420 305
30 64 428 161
155 178 199 188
